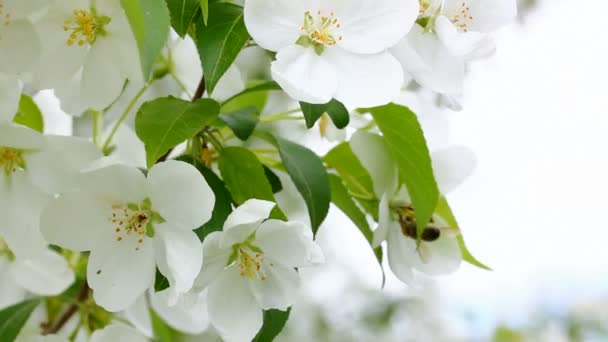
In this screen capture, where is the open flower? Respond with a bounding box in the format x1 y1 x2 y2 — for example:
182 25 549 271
41 161 215 312
244 0 419 108
351 131 476 284
31 0 142 115
193 199 324 342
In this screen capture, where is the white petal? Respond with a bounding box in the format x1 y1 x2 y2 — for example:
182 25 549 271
220 199 276 248
0 123 44 149
9 249 74 295
465 0 518 32
169 35 203 97
324 48 403 108
255 219 324 267
349 130 398 198
26 136 102 194
210 65 245 102
101 123 146 169
123 295 153 338
431 146 477 194
435 15 488 57
0 73 22 123
373 193 392 247
90 324 148 342
386 226 416 285
150 289 209 334
414 236 462 275
0 259 27 309
208 267 263 342
79 163 148 205
193 232 231 291
248 262 299 311
154 223 203 305
244 0 312 52
147 160 214 230
0 20 41 73
87 235 156 312
80 38 127 110
271 44 338 104
331 0 419 54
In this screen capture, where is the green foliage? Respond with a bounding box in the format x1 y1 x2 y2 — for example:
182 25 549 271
154 268 170 292
135 96 220 167
0 299 40 342
196 2 249 94
222 81 281 111
200 0 209 24
300 99 349 129
13 94 43 133
253 309 291 342
368 104 439 242
219 107 259 140
121 0 170 80
263 166 283 194
165 0 200 37
218 146 275 204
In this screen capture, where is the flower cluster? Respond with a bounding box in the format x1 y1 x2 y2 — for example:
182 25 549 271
0 0 516 340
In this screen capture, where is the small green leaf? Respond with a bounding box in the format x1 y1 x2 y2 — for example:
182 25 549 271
200 0 209 24
300 99 349 129
253 309 290 342
222 81 281 110
219 107 259 140
263 166 283 194
0 299 40 342
13 94 43 133
435 197 491 270
165 0 200 37
368 104 439 242
196 2 249 94
150 309 182 342
218 147 275 204
154 268 170 292
135 96 220 167
121 0 171 79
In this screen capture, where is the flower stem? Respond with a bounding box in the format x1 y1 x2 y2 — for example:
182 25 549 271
260 108 303 123
43 283 89 335
91 110 102 147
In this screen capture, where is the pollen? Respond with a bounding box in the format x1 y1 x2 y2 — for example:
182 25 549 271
63 8 110 47
0 1 13 27
449 1 474 32
237 247 273 281
109 204 153 251
0 146 26 175
300 9 342 47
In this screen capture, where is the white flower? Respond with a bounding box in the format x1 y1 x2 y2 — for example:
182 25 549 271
0 123 101 258
0 0 44 74
31 0 142 115
40 160 215 312
193 199 324 342
90 324 148 342
351 131 476 284
244 0 419 108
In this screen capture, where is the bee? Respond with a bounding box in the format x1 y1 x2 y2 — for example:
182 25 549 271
401 222 442 242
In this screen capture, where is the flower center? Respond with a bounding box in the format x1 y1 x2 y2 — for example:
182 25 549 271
233 243 273 281
63 8 110 46
0 146 25 175
393 205 442 242
296 10 342 55
109 199 163 252
447 1 474 32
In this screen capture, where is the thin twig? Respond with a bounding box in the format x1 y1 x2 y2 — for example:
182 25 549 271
43 283 89 335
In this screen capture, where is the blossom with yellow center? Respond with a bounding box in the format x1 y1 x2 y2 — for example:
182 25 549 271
63 8 110 46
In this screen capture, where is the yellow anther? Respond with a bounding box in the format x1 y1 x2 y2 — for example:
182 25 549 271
63 8 109 47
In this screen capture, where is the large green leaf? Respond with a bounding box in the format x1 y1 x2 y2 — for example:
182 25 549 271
219 107 259 140
165 0 200 37
121 0 170 79
196 2 249 94
218 146 275 204
253 309 290 342
135 97 220 167
368 104 439 241
0 299 40 342
435 197 491 270
300 99 349 129
13 94 43 133
325 142 378 220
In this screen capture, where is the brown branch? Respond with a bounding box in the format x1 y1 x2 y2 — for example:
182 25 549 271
43 282 89 335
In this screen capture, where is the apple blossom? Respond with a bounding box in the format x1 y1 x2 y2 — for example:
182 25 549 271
244 0 419 108
193 199 323 342
351 131 476 284
40 160 215 312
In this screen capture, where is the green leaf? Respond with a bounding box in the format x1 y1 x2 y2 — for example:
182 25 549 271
135 97 220 167
300 99 349 129
154 268 170 292
329 174 383 270
263 166 283 194
0 299 40 342
200 0 209 24
368 104 439 242
196 2 249 94
274 137 330 234
218 146 275 204
165 0 200 37
121 0 170 79
222 81 281 110
197 164 233 240
253 309 290 342
13 95 43 133
325 143 378 220
435 197 491 270
150 309 182 342
219 107 259 140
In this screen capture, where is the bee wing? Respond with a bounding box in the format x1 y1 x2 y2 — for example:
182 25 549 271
417 243 432 264
438 227 461 238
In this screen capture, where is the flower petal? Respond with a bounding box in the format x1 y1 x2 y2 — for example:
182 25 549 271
208 267 263 342
220 199 276 248
248 262 299 311
150 289 209 334
325 48 403 108
255 219 324 267
350 130 398 198
154 223 203 305
431 146 477 194
147 160 215 230
9 249 74 296
87 234 156 312
0 123 44 149
459 0 518 33
373 193 392 247
271 44 338 104
244 0 314 52
435 15 489 57
0 73 21 123
193 232 231 291
414 235 462 276
79 163 148 205
90 324 148 342
0 20 41 73
386 226 416 284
